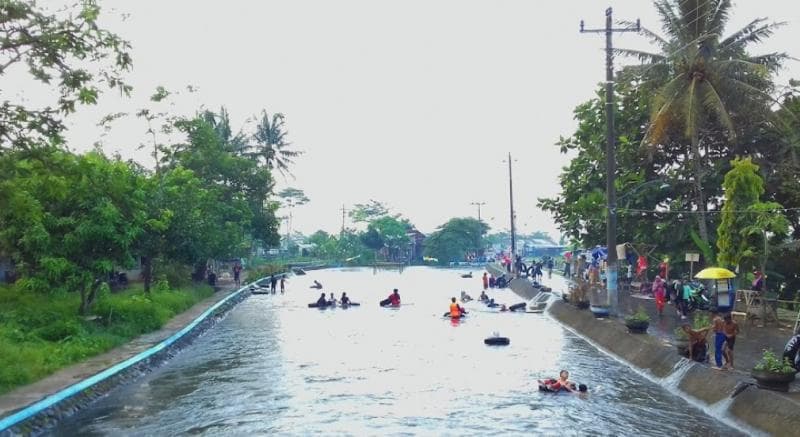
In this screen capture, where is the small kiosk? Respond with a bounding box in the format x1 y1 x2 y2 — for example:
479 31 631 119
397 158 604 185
695 267 736 313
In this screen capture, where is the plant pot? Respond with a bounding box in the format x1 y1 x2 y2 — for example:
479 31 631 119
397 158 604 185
625 320 649 334
590 305 610 318
575 301 590 310
751 369 797 392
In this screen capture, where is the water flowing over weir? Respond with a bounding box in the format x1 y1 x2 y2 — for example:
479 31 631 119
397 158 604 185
54 267 741 436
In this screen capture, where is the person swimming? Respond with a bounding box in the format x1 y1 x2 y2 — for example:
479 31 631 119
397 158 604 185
316 293 327 307
340 292 350 305
310 280 323 289
479 290 489 301
328 292 337 305
461 290 473 302
540 370 574 392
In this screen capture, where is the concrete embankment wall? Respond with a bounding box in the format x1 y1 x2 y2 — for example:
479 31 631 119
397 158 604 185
548 301 800 436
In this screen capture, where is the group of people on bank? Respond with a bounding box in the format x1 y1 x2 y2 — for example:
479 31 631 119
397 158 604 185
682 312 740 369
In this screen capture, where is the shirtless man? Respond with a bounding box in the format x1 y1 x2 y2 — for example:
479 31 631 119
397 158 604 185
722 314 740 369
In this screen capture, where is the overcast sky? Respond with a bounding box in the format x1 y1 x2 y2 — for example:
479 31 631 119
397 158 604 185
39 0 800 238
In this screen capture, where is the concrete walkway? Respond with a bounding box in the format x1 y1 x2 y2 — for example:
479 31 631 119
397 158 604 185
535 272 800 396
0 279 243 419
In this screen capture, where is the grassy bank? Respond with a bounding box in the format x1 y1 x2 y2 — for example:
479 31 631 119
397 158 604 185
0 282 214 395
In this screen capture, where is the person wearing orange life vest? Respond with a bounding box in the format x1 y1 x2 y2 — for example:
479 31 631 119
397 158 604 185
449 297 467 318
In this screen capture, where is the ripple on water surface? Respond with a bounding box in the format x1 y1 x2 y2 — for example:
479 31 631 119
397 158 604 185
54 267 743 436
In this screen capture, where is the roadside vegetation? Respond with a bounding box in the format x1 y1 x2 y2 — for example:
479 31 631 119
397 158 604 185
0 282 213 395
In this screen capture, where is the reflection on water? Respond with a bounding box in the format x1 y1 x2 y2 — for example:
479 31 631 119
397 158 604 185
55 267 740 436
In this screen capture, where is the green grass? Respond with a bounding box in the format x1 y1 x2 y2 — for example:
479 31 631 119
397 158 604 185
0 282 213 395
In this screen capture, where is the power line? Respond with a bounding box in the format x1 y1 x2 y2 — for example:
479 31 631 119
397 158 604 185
619 206 800 215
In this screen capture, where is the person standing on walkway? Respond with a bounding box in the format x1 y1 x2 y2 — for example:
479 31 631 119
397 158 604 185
270 275 278 294
722 314 739 369
280 275 286 294
712 312 727 370
652 275 666 316
482 272 489 290
233 263 242 287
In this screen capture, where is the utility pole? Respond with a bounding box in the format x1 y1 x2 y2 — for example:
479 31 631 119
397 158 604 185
340 204 348 235
507 153 517 273
470 201 486 221
580 8 640 316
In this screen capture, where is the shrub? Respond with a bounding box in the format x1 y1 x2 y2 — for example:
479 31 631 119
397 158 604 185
153 262 194 288
753 349 796 374
625 307 651 324
34 320 83 342
94 293 170 335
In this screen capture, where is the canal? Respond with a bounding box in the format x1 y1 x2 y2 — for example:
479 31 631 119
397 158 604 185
54 267 741 436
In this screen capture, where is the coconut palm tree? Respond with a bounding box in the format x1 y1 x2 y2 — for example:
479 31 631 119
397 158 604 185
250 111 303 178
617 0 788 247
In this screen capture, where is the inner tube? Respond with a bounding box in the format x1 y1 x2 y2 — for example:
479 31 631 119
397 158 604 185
443 312 466 318
508 302 526 312
379 298 391 307
783 335 800 370
308 302 329 308
484 336 510 346
340 302 360 308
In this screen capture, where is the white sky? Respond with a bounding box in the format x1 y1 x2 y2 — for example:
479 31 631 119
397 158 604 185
27 0 800 239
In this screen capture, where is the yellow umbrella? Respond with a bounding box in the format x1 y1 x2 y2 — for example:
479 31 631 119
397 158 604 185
694 267 736 280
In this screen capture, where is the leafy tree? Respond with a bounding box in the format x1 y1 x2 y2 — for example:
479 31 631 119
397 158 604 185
717 157 789 276
277 187 309 208
618 0 788 246
349 200 390 223
165 115 263 278
369 216 410 261
423 218 489 264
250 111 302 178
0 0 132 150
0 148 144 314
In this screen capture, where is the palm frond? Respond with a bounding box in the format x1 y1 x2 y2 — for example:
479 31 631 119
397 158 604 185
719 19 785 52
645 73 687 144
745 53 793 74
619 22 668 49
698 81 735 139
613 48 666 64
706 0 732 38
654 0 686 42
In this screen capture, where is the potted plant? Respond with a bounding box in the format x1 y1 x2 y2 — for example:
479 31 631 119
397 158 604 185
624 307 650 334
751 349 797 392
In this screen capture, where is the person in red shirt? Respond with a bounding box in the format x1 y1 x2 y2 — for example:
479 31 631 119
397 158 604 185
388 289 401 306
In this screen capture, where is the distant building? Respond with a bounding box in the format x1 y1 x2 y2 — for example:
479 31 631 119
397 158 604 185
521 238 565 258
407 229 425 263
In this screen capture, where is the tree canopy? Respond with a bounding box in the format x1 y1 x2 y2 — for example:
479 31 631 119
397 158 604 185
0 0 132 150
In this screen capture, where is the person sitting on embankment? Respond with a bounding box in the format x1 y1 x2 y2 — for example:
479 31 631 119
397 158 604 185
682 324 711 363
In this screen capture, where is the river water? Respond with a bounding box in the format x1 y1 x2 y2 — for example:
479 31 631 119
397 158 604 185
54 267 741 436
